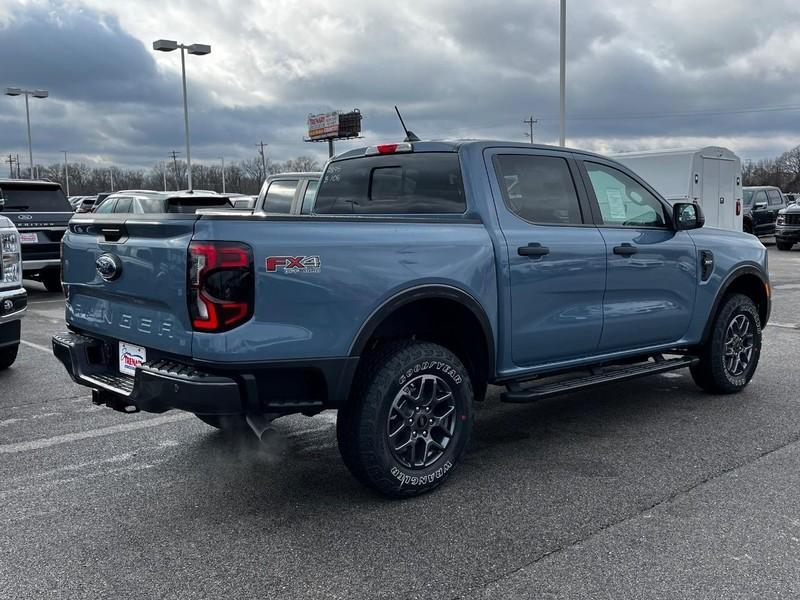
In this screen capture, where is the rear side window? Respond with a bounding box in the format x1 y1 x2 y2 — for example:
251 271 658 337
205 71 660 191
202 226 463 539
135 197 165 213
0 184 71 212
767 189 783 206
314 153 466 214
264 180 298 213
494 155 583 224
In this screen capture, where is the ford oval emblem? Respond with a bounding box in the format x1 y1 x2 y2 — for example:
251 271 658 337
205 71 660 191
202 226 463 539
17 214 33 220
96 253 122 281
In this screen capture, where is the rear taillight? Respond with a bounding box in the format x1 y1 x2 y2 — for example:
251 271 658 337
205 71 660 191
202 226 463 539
736 200 741 216
188 241 254 332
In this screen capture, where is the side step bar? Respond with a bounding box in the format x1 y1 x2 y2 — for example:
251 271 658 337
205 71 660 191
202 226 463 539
502 356 699 404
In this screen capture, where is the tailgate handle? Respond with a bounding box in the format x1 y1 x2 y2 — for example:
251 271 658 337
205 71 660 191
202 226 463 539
100 225 126 242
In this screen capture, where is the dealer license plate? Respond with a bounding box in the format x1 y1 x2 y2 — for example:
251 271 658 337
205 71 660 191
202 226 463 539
119 341 146 376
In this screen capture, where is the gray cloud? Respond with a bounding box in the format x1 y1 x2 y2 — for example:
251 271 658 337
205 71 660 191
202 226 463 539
1 0 799 171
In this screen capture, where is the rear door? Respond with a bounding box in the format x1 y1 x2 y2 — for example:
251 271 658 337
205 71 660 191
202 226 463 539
579 159 697 352
489 149 606 366
63 214 198 355
701 158 720 227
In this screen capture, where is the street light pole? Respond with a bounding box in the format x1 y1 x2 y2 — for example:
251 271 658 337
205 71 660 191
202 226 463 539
5 87 49 179
221 156 226 193
153 40 211 192
61 150 69 195
559 0 566 147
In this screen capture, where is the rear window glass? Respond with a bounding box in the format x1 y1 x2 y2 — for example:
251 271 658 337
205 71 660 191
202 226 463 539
263 180 298 213
0 184 71 212
314 153 466 214
166 197 231 213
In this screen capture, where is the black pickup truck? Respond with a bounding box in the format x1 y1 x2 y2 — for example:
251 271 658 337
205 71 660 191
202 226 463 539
0 179 72 291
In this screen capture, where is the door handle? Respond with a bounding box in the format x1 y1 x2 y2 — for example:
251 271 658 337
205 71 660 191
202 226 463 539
518 243 550 257
613 243 638 256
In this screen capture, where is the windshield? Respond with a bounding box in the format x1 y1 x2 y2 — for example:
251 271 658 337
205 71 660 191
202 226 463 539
0 184 71 212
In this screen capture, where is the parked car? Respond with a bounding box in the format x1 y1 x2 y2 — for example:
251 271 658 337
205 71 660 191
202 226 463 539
53 140 770 498
0 215 27 369
257 172 321 214
75 194 103 213
0 179 72 291
775 202 800 250
92 190 234 214
743 186 786 236
612 147 742 232
785 192 799 205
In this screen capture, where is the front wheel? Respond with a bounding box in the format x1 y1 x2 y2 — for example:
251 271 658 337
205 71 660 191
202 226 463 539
690 293 762 394
776 240 794 251
0 344 19 370
337 341 474 498
40 270 63 293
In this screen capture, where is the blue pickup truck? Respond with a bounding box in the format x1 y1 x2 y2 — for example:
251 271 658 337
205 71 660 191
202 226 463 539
53 141 770 497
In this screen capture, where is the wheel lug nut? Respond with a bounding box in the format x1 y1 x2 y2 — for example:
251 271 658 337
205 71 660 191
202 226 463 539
422 430 427 436
415 406 420 412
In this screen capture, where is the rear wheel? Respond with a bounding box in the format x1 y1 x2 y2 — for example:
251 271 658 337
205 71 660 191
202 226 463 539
0 344 19 370
40 270 63 293
776 240 794 251
690 293 762 394
337 341 474 498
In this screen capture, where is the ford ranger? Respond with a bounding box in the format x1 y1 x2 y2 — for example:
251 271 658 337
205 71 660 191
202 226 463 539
52 141 770 498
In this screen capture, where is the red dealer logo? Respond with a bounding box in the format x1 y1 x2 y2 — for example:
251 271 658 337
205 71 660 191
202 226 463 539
266 256 321 273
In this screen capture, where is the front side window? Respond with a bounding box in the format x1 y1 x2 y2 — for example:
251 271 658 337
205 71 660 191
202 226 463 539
263 180 298 213
314 153 466 214
752 190 768 208
113 197 132 213
585 162 668 228
494 155 583 224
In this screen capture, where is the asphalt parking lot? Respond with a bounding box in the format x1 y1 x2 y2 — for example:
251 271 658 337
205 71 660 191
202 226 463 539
1 243 799 599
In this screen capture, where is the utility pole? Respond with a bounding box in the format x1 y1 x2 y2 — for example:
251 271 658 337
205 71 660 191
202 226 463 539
61 150 70 196
523 116 538 143
162 165 167 191
559 0 566 147
169 150 181 190
15 154 20 178
5 155 17 178
221 156 226 193
109 167 114 192
256 141 268 179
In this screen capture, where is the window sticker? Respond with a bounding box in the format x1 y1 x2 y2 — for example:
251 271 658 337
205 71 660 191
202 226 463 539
605 188 627 220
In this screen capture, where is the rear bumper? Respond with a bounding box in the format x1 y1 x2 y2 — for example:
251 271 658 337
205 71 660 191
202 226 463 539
51 330 359 416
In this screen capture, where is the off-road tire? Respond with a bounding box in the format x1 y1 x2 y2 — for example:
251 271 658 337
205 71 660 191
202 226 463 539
776 240 794 251
690 293 762 394
40 270 63 293
0 344 19 370
337 341 474 498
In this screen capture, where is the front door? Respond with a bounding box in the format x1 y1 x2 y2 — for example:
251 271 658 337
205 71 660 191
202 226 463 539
490 150 606 367
580 160 698 353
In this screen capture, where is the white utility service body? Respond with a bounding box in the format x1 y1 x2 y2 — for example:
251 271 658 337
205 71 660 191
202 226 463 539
612 147 743 232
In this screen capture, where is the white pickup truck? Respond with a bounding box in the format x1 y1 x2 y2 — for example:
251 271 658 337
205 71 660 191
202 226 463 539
0 215 27 369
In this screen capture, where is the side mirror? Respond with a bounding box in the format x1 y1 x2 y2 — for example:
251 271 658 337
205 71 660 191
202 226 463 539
754 201 768 209
674 202 704 230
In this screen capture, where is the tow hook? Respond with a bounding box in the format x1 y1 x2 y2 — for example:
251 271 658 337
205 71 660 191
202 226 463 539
92 389 139 414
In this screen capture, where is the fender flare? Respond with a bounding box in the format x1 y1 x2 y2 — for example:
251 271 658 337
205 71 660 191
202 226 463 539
348 284 496 376
700 265 770 343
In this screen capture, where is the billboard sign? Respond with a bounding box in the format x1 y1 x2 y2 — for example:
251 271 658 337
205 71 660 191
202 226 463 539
307 112 340 140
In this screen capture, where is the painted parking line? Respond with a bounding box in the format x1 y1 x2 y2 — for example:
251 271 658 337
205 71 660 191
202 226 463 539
768 322 799 330
0 413 192 454
20 340 53 353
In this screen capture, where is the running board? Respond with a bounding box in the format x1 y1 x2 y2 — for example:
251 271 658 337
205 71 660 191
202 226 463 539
502 356 699 404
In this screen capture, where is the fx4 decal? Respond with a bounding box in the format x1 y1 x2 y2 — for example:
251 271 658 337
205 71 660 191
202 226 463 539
266 256 322 274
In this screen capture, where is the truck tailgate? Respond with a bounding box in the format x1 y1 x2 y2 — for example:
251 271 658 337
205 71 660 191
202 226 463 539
63 215 197 355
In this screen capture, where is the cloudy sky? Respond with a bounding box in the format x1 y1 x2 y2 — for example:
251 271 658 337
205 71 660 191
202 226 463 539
2 0 800 171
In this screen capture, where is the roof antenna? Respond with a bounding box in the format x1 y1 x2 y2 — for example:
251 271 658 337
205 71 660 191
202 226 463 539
395 106 420 142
